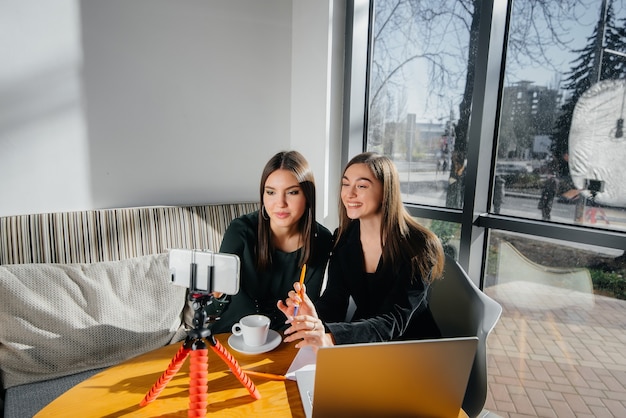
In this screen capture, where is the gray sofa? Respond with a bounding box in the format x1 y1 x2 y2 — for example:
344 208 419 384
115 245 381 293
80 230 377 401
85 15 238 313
0 203 257 417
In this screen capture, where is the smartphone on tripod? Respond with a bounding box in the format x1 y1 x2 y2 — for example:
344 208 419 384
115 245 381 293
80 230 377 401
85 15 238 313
169 249 240 295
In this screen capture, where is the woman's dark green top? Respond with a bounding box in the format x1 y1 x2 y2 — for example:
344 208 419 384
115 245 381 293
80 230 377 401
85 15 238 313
209 211 333 334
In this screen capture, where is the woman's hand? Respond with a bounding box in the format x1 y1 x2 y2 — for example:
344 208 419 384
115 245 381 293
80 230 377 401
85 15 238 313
277 282 335 349
277 281 315 317
282 314 334 350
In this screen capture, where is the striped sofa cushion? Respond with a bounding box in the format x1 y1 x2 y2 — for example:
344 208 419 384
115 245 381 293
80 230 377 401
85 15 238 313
0 203 258 265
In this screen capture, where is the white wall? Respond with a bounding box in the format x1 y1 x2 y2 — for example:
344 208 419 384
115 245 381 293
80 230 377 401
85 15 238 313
0 0 90 216
291 0 344 229
0 0 344 230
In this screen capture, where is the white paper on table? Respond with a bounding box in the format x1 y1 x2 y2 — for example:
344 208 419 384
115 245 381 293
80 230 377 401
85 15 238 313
285 346 317 380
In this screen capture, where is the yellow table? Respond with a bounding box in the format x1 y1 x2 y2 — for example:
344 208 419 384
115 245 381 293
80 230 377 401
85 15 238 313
35 332 469 417
35 333 305 417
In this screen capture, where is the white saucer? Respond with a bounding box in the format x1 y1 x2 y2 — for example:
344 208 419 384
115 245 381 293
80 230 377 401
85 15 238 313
228 329 282 355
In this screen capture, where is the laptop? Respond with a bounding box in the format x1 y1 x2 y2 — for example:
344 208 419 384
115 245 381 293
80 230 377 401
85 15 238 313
295 336 478 418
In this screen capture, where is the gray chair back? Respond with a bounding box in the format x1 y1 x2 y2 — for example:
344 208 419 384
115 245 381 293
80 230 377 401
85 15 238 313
429 255 502 418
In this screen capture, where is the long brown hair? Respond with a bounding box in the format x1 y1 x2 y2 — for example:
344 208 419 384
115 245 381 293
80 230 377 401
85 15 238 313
336 152 444 282
257 150 316 271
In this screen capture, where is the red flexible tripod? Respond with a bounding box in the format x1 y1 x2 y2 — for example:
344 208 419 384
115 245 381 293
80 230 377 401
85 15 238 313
139 294 261 417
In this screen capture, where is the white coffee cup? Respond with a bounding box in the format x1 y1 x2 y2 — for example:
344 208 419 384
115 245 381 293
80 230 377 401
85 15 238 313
231 314 270 347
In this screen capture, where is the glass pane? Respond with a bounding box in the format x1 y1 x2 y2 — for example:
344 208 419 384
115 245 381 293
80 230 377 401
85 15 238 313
494 0 626 232
367 1 478 209
484 230 626 416
416 218 460 260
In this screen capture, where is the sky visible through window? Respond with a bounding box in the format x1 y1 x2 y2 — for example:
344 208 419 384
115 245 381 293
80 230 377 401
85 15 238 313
396 0 626 124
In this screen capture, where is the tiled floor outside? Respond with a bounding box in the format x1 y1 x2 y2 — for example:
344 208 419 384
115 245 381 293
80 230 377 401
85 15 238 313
483 282 626 417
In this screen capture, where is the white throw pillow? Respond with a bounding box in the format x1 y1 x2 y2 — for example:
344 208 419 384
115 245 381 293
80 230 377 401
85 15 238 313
0 253 187 388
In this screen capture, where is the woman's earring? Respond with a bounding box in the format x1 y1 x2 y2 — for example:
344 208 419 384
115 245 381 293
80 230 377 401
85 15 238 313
261 205 270 220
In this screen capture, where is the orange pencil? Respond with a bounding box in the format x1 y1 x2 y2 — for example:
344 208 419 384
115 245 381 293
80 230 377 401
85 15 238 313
242 370 288 381
293 264 306 316
228 370 287 381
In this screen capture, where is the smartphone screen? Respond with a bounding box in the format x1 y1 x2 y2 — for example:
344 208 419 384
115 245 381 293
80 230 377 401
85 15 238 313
169 249 240 295
194 251 240 295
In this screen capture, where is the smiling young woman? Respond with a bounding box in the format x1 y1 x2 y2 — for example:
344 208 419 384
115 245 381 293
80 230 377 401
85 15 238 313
281 152 445 349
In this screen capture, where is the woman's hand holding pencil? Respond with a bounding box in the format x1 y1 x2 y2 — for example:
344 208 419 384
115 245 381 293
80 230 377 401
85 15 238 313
277 264 333 349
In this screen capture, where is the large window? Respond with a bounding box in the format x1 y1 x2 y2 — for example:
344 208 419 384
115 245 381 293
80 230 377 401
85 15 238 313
363 0 626 228
483 230 625 416
344 0 626 416
366 0 474 209
495 0 626 232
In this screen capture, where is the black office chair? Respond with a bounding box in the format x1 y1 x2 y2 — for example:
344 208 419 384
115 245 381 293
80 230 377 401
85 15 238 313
429 255 502 418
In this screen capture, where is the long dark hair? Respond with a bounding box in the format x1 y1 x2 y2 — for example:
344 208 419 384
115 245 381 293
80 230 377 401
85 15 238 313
257 150 316 271
336 152 444 282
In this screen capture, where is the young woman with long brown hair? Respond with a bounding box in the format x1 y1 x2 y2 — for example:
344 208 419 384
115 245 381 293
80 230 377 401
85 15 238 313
279 152 444 347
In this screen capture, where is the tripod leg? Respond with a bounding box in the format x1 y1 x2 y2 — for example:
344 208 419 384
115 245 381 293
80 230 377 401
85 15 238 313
188 347 209 417
140 344 191 407
211 338 261 399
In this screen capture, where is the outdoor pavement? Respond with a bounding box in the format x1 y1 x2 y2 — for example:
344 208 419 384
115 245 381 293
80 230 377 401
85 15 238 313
483 282 626 417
